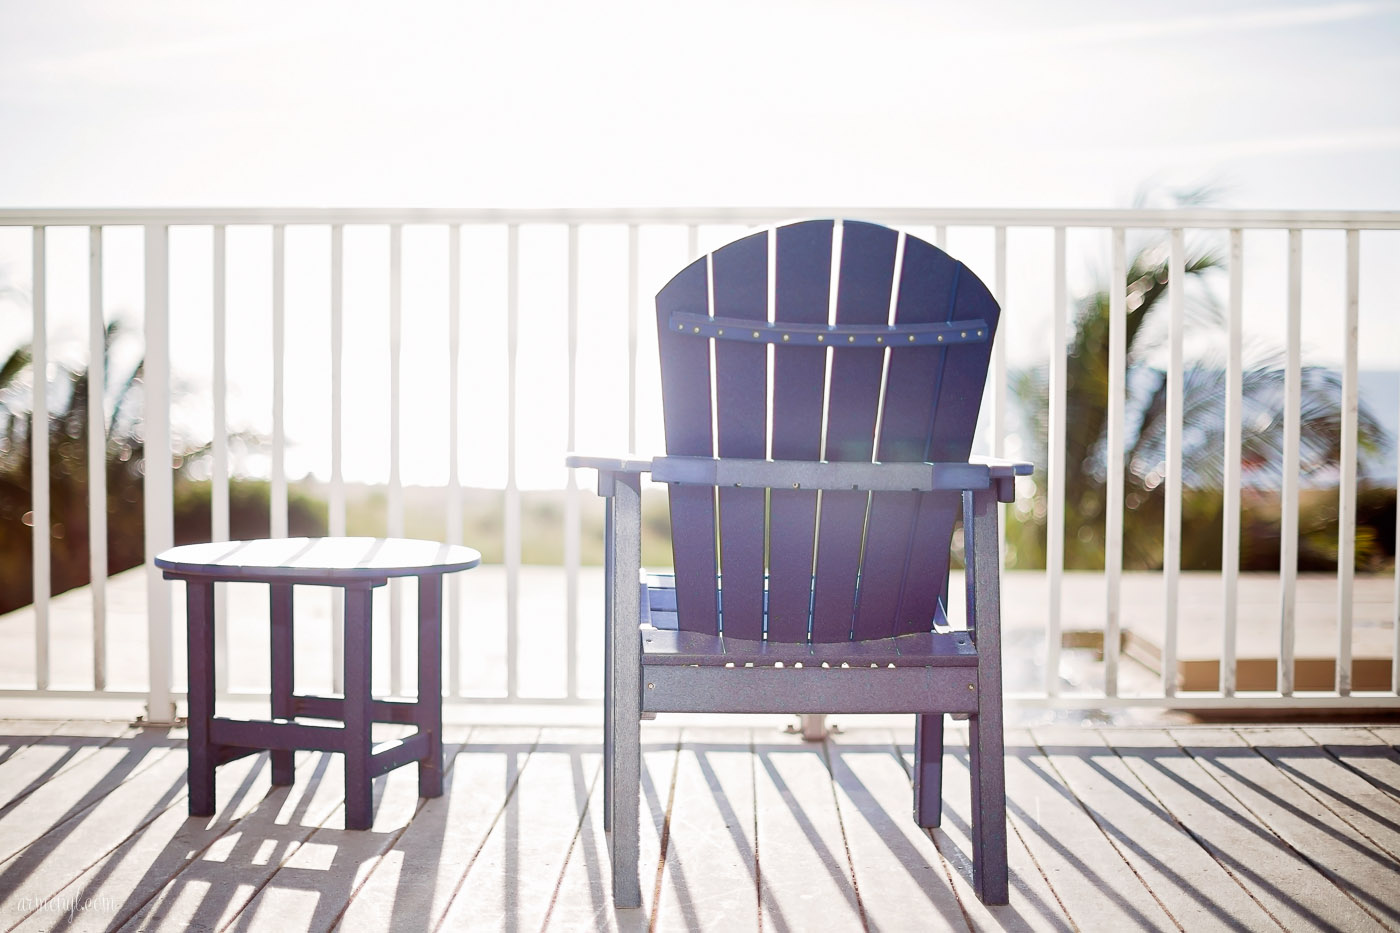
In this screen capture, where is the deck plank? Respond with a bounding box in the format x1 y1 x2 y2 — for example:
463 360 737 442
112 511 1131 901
228 734 456 932
1369 727 1400 747
3 721 1400 932
999 727 1176 932
0 726 176 866
1172 728 1400 930
1030 724 1279 932
11 750 273 932
1239 727 1400 863
827 729 969 932
334 726 537 931
544 725 677 932
1302 727 1400 803
0 735 187 924
899 726 1072 933
649 726 758 933
115 748 352 932
0 721 135 814
1124 727 1382 933
434 727 612 931
752 730 865 932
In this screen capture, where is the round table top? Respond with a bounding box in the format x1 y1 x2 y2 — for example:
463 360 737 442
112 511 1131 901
156 537 481 583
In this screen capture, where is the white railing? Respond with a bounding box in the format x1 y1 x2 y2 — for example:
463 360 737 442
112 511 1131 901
2 206 1399 720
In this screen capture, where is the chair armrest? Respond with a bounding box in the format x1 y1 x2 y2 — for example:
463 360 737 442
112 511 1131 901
650 456 1030 498
565 453 653 497
969 455 1034 479
565 453 654 473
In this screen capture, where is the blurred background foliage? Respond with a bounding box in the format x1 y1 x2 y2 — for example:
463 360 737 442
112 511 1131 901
2 221 1396 617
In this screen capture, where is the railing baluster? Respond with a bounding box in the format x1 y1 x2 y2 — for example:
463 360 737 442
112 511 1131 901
330 224 345 693
992 226 1008 572
566 224 581 701
88 226 108 691
271 224 287 539
447 223 462 699
1163 229 1185 697
31 226 49 691
1279 229 1303 696
505 224 521 700
212 225 230 694
1105 228 1127 698
1222 229 1244 696
143 224 175 722
1046 227 1066 696
1337 228 1360 695
627 223 640 454
389 223 404 696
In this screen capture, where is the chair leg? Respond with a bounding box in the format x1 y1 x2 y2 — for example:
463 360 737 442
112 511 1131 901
913 713 944 828
609 472 643 908
602 498 614 834
269 583 295 787
969 709 1008 904
965 487 1009 904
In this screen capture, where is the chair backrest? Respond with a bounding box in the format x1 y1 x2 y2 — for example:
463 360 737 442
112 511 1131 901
654 219 999 643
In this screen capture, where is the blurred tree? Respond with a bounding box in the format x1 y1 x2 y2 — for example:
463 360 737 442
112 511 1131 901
0 321 324 615
1006 223 1388 572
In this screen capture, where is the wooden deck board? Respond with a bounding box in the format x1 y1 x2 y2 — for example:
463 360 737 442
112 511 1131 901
1000 727 1177 932
1172 728 1400 931
2 721 1399 932
335 726 537 931
1032 725 1280 932
649 727 756 933
904 728 1074 933
1136 728 1385 932
827 730 969 932
753 731 865 932
12 750 272 932
434 728 610 931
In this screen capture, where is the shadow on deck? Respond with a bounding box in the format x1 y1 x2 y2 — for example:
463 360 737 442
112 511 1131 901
1 720 1398 931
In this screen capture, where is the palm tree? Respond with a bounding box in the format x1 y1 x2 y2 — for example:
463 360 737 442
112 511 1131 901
1007 232 1387 572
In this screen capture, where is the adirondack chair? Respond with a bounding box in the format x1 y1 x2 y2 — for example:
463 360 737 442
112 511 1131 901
568 218 1029 907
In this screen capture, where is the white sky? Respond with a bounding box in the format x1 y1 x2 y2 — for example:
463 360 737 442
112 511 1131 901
2 0 1398 487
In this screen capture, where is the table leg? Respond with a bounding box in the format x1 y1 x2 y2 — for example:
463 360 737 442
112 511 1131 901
343 582 374 830
417 573 444 798
186 579 216 817
270 582 295 786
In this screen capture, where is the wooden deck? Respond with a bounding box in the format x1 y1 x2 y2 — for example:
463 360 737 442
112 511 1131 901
2 721 1399 931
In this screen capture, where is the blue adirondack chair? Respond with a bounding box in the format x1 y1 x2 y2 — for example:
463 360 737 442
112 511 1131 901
569 219 1029 907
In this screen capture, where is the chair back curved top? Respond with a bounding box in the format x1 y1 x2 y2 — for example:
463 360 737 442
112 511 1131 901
653 219 1000 644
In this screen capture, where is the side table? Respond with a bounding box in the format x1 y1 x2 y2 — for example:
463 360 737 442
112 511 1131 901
156 536 480 829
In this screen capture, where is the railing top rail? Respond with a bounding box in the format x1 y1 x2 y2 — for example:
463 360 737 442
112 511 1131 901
2 206 1399 230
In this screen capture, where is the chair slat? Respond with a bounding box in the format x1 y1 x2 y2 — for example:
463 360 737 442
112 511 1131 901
812 221 898 642
641 628 977 666
855 236 962 638
899 251 1001 632
767 220 833 641
656 256 719 633
712 231 769 639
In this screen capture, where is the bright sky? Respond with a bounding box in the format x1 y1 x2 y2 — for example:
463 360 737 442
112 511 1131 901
3 0 1398 209
2 1 1398 487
